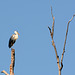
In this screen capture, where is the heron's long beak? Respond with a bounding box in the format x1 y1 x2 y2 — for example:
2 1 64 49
18 33 20 35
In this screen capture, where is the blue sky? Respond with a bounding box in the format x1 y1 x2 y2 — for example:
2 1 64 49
0 0 75 75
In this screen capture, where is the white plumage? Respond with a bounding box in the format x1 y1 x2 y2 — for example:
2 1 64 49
8 31 20 48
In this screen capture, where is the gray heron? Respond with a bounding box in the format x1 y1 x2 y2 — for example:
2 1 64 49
8 31 20 48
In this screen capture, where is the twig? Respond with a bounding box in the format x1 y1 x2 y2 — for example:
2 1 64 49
60 14 75 70
63 14 75 51
1 70 9 75
51 6 55 38
51 6 55 39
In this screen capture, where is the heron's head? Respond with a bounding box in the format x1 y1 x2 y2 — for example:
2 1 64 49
14 31 20 35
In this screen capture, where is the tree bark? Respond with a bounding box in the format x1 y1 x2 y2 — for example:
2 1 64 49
10 48 15 75
59 69 61 75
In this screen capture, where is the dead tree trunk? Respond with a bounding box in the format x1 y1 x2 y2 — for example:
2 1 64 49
1 48 15 75
10 48 15 75
48 7 75 75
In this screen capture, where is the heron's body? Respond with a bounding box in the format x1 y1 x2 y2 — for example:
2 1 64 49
8 31 20 48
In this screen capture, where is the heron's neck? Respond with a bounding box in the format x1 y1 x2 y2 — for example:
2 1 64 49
14 34 18 39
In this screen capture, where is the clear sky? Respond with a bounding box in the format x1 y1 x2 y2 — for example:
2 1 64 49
0 0 75 75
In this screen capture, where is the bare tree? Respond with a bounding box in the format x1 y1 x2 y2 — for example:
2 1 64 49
48 7 75 75
1 48 15 75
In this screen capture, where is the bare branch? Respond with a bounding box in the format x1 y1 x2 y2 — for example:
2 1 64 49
63 14 75 51
60 14 75 70
51 6 54 19
48 6 75 75
51 6 55 39
48 7 61 72
1 70 9 75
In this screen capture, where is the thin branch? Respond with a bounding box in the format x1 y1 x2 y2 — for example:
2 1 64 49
48 26 51 33
51 6 55 39
1 70 9 75
48 7 61 71
60 14 75 70
63 14 75 50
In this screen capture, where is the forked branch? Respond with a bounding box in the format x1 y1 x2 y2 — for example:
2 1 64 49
48 7 61 73
48 6 75 75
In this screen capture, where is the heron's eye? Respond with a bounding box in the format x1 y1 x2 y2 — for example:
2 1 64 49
13 36 15 37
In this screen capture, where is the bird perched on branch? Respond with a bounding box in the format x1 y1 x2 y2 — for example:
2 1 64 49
8 31 20 48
